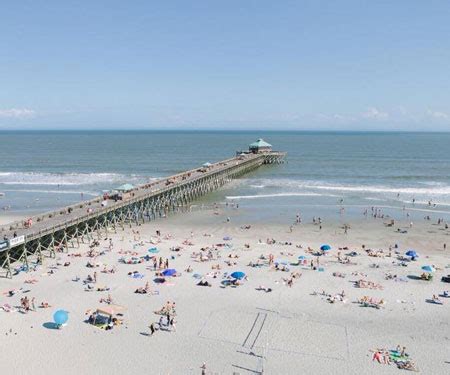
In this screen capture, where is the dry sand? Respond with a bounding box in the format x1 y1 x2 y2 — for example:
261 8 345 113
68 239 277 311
0 207 449 374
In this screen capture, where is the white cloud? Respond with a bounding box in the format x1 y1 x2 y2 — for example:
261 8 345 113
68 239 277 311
0 108 36 119
362 107 389 120
315 113 356 122
427 110 450 120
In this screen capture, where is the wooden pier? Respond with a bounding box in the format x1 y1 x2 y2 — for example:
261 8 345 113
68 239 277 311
0 145 285 278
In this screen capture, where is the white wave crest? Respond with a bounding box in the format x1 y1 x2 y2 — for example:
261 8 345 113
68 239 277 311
0 172 151 186
241 178 450 197
226 192 324 200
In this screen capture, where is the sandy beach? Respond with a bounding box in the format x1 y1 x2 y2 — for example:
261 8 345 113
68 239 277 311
1 205 449 375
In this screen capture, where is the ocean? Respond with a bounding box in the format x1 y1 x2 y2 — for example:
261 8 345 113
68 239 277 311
0 130 449 223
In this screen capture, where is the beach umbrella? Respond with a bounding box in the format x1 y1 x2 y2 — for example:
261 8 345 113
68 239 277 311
405 250 418 258
421 265 436 273
298 255 309 260
162 268 177 277
320 244 331 251
223 236 232 241
53 310 69 326
230 271 246 280
275 259 289 265
148 247 159 253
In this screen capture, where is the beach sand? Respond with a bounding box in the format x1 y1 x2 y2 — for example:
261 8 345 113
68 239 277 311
0 206 449 374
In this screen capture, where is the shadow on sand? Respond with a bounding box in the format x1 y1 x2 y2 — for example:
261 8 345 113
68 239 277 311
43 322 59 330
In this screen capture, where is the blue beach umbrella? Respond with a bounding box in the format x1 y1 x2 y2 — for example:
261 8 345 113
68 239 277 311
53 310 69 325
230 271 246 280
148 247 159 254
405 250 418 258
421 265 435 273
298 255 308 260
162 268 177 277
320 244 331 251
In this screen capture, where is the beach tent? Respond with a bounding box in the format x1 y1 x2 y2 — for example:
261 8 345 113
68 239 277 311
320 244 331 251
115 183 134 192
230 271 246 280
203 162 212 167
162 269 177 277
275 259 289 265
96 304 126 316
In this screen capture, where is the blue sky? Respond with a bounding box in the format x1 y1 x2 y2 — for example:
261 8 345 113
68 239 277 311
1 0 450 131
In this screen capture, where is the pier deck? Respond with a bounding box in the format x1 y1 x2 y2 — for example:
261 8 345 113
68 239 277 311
0 150 285 277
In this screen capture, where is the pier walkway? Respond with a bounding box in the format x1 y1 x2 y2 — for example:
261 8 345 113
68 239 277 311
0 147 285 278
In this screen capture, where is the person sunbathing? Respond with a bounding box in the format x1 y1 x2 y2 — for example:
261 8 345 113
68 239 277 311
256 285 272 293
396 360 417 371
197 279 211 287
431 294 442 303
84 274 95 283
99 294 113 304
40 302 51 308
96 286 110 292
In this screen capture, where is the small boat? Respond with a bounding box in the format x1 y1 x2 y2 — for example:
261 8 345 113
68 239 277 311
0 192 4 198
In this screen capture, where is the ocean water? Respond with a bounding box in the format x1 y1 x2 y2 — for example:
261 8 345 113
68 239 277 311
0 130 449 222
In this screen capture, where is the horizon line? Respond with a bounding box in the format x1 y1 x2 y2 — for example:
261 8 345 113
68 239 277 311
0 128 449 133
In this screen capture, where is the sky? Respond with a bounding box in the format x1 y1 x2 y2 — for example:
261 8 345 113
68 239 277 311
1 0 450 131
